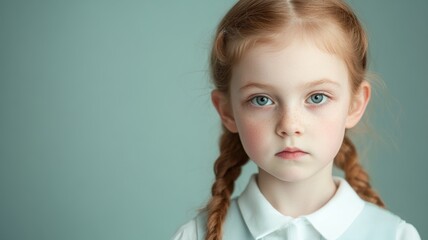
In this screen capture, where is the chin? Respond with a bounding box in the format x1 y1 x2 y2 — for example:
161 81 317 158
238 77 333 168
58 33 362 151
265 169 311 183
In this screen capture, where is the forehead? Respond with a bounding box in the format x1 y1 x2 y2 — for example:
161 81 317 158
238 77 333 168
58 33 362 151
231 38 349 90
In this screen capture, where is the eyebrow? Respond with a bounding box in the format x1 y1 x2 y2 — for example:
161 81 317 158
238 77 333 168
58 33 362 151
239 78 341 91
239 82 276 91
303 78 341 89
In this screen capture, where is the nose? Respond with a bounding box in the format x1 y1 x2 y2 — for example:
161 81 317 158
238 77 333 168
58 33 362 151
276 107 304 137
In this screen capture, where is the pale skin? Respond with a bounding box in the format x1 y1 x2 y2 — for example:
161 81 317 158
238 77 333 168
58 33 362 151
211 37 371 218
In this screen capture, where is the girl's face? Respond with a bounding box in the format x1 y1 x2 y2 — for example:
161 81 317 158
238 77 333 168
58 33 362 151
212 38 370 183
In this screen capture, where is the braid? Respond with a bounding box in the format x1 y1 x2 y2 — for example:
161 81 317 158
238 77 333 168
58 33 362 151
205 127 249 240
334 135 386 208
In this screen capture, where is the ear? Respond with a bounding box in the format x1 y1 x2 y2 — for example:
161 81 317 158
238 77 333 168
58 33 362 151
211 90 238 133
345 81 371 129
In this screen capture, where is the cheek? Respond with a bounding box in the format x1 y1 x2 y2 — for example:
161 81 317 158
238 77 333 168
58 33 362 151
235 115 271 159
326 124 345 152
316 114 347 158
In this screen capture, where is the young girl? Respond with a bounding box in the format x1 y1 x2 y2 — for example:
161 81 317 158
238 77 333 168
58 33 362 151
173 0 421 239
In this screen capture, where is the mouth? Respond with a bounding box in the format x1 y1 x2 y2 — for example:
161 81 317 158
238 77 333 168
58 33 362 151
275 147 308 160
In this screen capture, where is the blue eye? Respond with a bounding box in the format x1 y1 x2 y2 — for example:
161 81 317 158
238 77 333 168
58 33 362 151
308 93 328 104
250 96 273 106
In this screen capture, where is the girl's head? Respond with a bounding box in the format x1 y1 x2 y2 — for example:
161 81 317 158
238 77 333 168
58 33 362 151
210 0 369 96
205 0 384 239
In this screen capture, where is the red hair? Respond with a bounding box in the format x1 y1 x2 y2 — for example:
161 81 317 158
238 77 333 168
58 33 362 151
206 0 384 239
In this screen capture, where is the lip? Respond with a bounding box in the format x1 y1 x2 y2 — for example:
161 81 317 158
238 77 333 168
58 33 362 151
275 147 308 160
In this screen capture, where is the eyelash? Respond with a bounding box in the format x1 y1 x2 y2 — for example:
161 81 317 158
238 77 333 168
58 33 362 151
307 93 330 105
249 96 274 106
248 93 331 107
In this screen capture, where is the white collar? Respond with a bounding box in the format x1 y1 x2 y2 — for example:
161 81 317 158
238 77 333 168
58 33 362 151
237 174 365 239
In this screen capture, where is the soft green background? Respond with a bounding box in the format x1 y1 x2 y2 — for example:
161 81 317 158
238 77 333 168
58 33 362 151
1 0 426 239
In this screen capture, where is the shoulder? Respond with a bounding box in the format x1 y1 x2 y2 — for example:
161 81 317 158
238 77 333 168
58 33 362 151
171 219 197 240
193 198 240 225
396 219 421 240
359 202 421 240
362 201 402 222
174 198 243 240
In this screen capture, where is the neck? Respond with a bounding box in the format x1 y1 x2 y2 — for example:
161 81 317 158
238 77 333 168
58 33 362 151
256 162 338 218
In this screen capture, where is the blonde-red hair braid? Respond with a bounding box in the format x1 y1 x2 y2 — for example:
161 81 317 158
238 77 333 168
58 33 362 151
335 135 386 208
205 127 249 240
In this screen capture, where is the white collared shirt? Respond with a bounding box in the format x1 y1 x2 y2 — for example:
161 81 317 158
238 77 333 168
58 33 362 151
172 174 421 240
